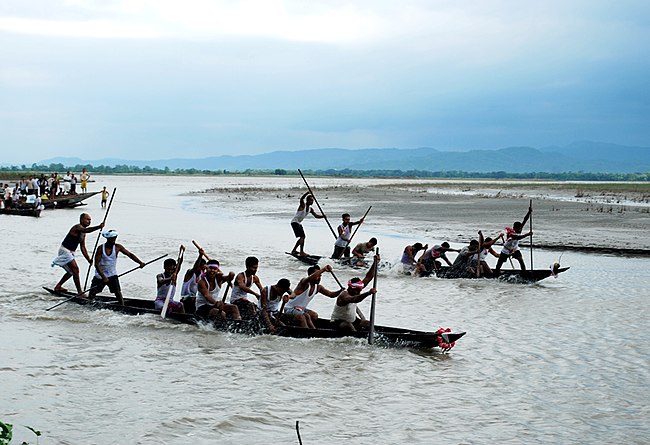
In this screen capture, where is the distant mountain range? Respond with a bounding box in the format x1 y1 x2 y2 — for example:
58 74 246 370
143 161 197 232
37 141 650 173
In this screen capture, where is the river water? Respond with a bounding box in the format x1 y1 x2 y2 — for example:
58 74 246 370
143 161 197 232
1 175 648 444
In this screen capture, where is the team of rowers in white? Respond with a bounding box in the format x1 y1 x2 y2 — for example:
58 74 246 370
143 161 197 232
51 192 532 332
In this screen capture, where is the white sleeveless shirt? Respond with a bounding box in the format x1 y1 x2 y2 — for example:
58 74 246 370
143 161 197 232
230 272 253 302
291 205 310 224
285 285 318 312
331 301 357 323
94 244 117 278
258 286 282 313
195 276 220 308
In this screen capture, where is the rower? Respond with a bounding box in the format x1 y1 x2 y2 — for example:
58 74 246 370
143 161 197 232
258 278 292 332
415 242 458 276
51 213 104 296
155 256 186 315
494 205 533 272
330 254 379 332
471 231 504 276
230 256 263 319
332 213 365 259
351 237 377 266
89 229 145 305
446 240 479 278
284 265 339 329
180 248 208 314
195 259 240 320
400 242 427 273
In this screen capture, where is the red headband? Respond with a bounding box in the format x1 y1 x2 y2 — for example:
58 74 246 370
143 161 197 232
348 280 364 289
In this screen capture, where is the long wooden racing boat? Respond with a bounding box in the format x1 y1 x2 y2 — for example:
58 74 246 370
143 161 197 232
0 206 42 217
42 191 100 209
424 265 570 283
43 287 465 349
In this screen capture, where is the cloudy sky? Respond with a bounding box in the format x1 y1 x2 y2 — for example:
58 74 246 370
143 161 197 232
2 0 649 164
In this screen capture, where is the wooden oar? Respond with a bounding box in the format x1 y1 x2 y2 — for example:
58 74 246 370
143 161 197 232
191 239 212 261
336 206 372 259
161 245 185 318
46 253 167 311
83 187 116 289
221 282 232 303
298 169 337 239
529 199 534 270
368 249 379 345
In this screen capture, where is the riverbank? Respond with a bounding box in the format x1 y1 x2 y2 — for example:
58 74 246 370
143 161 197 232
196 180 650 255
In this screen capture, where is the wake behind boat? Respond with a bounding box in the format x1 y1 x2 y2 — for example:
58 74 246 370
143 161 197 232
43 287 466 350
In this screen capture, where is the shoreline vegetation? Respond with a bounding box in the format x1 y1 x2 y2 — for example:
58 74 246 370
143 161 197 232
0 163 649 182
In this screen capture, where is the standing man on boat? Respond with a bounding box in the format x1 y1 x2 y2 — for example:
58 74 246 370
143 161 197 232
332 213 365 259
89 229 145 305
52 213 104 296
80 169 90 193
330 254 379 332
229 256 263 318
494 205 533 272
290 191 324 257
284 264 339 329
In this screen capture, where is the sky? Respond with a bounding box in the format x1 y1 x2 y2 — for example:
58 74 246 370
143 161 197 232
2 0 650 164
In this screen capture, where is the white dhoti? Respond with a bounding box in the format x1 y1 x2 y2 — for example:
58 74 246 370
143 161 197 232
52 246 75 274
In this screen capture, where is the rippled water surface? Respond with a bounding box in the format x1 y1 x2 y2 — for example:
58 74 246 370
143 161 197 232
1 176 648 444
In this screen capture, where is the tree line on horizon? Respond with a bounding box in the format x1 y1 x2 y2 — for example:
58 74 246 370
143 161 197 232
0 162 648 182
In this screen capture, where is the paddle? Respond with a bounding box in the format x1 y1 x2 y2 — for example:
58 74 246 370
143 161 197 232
191 239 212 261
336 206 372 260
46 253 168 311
298 169 337 239
529 199 534 270
83 187 116 289
221 282 232 303
161 245 185 318
368 248 379 345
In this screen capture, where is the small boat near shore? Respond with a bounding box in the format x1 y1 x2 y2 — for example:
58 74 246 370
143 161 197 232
43 287 465 349
0 206 42 217
42 191 100 209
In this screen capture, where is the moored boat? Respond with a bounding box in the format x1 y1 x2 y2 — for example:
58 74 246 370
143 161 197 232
42 191 100 209
0 206 42 217
43 287 465 349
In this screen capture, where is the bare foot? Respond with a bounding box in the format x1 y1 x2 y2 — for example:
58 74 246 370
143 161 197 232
53 286 68 292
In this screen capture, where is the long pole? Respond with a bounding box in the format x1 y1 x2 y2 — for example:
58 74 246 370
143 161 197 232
298 169 337 239
529 199 534 270
84 187 116 289
336 206 372 259
46 253 167 311
368 248 379 345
